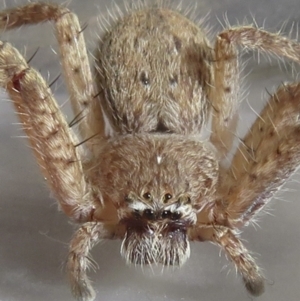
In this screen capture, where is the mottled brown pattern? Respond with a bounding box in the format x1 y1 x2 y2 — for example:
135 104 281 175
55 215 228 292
96 8 212 135
1 2 300 301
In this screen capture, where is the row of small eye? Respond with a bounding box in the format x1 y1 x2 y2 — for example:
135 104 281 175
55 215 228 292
139 208 182 221
142 192 191 205
143 192 173 203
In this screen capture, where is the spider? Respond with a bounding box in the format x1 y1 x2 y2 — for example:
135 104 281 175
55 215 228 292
0 1 300 301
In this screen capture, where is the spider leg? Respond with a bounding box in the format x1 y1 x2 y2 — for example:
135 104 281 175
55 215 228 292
214 228 264 296
210 30 239 158
67 222 117 301
219 82 300 226
189 211 264 296
192 83 300 291
184 26 300 296
210 26 300 158
219 26 300 62
0 41 96 221
191 81 300 293
0 3 105 153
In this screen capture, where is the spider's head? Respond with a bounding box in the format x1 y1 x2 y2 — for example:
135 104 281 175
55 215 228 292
96 134 218 266
120 193 196 266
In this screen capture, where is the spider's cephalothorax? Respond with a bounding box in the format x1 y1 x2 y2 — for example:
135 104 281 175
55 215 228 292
1 1 300 301
90 134 218 266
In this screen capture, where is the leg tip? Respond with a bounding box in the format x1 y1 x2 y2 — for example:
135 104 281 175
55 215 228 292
244 276 265 296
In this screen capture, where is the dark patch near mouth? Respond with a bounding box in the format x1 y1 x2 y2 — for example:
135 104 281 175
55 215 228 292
122 215 148 234
120 216 191 266
122 216 189 235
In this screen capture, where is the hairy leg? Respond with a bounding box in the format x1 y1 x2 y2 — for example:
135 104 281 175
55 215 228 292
210 26 300 158
220 83 300 226
189 223 264 296
219 26 300 61
210 31 239 158
0 41 96 221
67 222 117 301
0 3 105 153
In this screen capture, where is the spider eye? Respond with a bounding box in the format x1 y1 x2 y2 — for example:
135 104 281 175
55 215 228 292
143 192 151 200
162 210 172 219
163 193 172 203
171 212 182 220
143 209 155 220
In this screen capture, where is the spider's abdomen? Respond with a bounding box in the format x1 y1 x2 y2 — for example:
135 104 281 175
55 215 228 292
95 8 213 135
